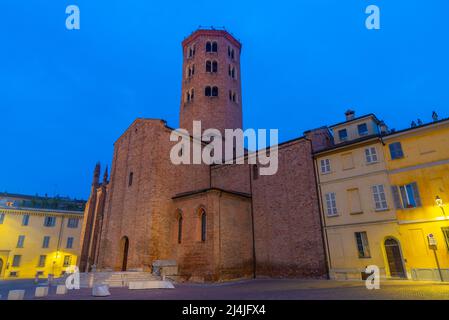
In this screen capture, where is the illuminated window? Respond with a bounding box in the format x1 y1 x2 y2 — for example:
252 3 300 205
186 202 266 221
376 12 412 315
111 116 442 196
389 142 404 159
372 185 388 210
22 214 30 226
66 237 74 249
12 255 21 267
392 182 421 209
63 255 72 267
44 216 56 227
442 227 449 251
16 235 25 248
42 236 50 248
355 232 371 258
320 159 331 174
365 147 378 163
38 255 46 268
325 192 338 216
67 218 79 228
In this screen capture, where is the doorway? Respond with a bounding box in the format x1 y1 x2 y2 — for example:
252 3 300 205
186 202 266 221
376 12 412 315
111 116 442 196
384 238 407 278
120 236 129 271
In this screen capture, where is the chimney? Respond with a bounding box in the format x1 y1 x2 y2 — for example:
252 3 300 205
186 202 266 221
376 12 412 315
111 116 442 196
345 109 355 121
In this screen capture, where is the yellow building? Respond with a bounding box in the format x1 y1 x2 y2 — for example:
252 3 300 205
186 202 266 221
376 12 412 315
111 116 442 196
315 111 401 280
383 117 449 281
0 206 83 279
316 110 449 282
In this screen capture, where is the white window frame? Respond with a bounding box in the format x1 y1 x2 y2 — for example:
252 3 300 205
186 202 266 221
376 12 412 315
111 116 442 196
365 147 378 164
320 159 331 174
325 192 338 216
372 184 388 210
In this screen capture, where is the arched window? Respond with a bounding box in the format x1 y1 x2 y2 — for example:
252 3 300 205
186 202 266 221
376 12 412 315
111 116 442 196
231 67 235 79
231 49 234 60
191 64 195 75
185 91 190 102
200 209 206 242
190 88 194 101
212 61 218 73
229 90 232 101
212 42 218 52
228 46 231 57
205 86 211 96
232 92 236 102
212 86 218 97
177 213 183 244
206 41 211 52
206 60 211 72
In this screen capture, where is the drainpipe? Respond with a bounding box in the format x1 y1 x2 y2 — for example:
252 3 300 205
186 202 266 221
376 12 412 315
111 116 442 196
306 137 331 279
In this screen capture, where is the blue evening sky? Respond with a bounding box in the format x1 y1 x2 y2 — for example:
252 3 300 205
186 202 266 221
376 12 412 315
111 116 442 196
1 1 448 199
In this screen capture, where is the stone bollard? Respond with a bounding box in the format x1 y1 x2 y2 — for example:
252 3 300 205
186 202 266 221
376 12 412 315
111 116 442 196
92 284 110 297
88 273 95 288
8 290 25 300
56 285 68 295
35 286 49 298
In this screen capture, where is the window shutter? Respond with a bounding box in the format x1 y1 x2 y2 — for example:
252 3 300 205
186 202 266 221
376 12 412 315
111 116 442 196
411 182 422 207
391 186 402 209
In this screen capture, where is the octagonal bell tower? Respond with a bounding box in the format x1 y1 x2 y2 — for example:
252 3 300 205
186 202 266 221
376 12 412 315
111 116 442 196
179 28 243 135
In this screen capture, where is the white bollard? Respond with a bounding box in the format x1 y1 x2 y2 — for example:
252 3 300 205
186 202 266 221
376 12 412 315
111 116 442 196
35 286 49 298
92 284 111 297
56 285 68 295
8 290 25 300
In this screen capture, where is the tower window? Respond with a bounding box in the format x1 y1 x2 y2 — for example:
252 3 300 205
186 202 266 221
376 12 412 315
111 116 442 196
188 45 196 58
186 64 195 78
206 41 218 53
206 61 211 72
228 46 235 59
229 90 237 102
228 65 236 79
205 86 218 97
206 60 218 73
190 88 194 101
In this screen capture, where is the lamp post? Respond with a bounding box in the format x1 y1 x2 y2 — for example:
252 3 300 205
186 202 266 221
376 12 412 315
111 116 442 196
435 195 446 216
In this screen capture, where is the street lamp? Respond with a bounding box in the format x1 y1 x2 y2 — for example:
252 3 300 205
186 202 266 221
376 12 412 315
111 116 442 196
435 195 446 216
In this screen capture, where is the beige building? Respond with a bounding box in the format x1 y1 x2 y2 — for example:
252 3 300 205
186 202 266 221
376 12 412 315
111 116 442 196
0 206 83 279
315 111 401 280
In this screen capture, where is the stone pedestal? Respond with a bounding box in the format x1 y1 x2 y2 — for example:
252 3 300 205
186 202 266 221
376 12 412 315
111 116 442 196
35 286 49 298
8 290 25 300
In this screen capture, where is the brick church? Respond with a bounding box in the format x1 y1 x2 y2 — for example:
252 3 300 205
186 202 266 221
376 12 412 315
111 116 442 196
79 28 332 281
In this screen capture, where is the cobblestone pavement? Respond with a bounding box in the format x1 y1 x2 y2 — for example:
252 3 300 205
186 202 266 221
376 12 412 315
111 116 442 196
1 279 449 300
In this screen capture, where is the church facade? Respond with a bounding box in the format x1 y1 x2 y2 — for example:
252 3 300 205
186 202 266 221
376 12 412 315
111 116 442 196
79 28 331 281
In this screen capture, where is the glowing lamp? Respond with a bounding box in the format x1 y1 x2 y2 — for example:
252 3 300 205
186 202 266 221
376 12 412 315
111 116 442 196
435 196 443 207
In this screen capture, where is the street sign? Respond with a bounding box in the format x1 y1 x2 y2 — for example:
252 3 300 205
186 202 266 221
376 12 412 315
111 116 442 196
427 233 437 246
